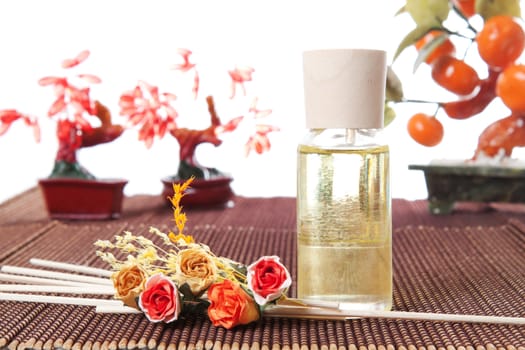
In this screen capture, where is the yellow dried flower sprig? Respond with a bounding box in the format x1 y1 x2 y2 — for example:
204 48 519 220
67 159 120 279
168 176 194 239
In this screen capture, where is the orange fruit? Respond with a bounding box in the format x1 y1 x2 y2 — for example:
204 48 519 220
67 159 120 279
407 113 444 147
476 15 525 69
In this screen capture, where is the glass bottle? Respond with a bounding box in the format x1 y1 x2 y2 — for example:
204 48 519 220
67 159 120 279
297 49 392 311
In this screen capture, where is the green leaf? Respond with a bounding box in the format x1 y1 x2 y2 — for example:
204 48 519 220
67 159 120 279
395 5 406 16
179 283 200 301
386 66 404 102
393 25 432 62
475 0 521 19
229 262 248 283
405 0 451 26
384 103 396 127
180 300 210 318
413 31 449 72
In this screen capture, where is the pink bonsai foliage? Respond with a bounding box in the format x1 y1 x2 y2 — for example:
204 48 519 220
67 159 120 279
0 50 124 179
0 109 40 142
229 65 255 99
244 97 279 156
38 50 124 178
119 48 279 180
171 48 199 99
119 80 178 149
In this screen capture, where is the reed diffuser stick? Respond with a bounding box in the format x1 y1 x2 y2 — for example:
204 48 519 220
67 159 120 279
0 292 121 307
0 266 112 285
0 284 115 295
29 258 113 278
0 272 101 287
264 304 525 325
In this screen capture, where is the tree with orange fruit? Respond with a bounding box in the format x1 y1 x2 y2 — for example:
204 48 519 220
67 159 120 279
386 0 525 161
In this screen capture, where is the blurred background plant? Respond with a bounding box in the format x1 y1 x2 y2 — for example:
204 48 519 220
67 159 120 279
386 0 525 163
119 48 279 182
0 50 124 179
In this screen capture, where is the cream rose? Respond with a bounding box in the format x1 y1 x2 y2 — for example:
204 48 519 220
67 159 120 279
176 247 217 294
111 264 147 309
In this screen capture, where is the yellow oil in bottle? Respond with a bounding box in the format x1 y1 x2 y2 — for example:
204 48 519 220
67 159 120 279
297 143 392 310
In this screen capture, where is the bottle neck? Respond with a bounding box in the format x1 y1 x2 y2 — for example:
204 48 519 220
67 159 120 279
301 128 386 149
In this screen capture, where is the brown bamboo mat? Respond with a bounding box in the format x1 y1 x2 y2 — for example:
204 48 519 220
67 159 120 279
3 186 525 230
0 187 300 230
1 217 524 350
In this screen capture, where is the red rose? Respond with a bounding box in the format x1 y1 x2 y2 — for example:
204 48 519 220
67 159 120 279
138 274 181 323
207 279 260 329
247 256 291 305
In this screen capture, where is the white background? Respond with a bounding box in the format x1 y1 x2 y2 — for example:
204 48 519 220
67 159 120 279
1 0 523 203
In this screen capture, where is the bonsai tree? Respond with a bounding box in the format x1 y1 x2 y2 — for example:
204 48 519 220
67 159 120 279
119 48 279 182
386 0 525 162
0 50 124 179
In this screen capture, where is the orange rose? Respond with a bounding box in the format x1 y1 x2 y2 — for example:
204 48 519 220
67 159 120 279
176 248 217 294
207 279 260 329
111 264 147 309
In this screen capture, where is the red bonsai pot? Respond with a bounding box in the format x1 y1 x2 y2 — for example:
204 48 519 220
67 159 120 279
161 176 234 207
38 178 128 220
